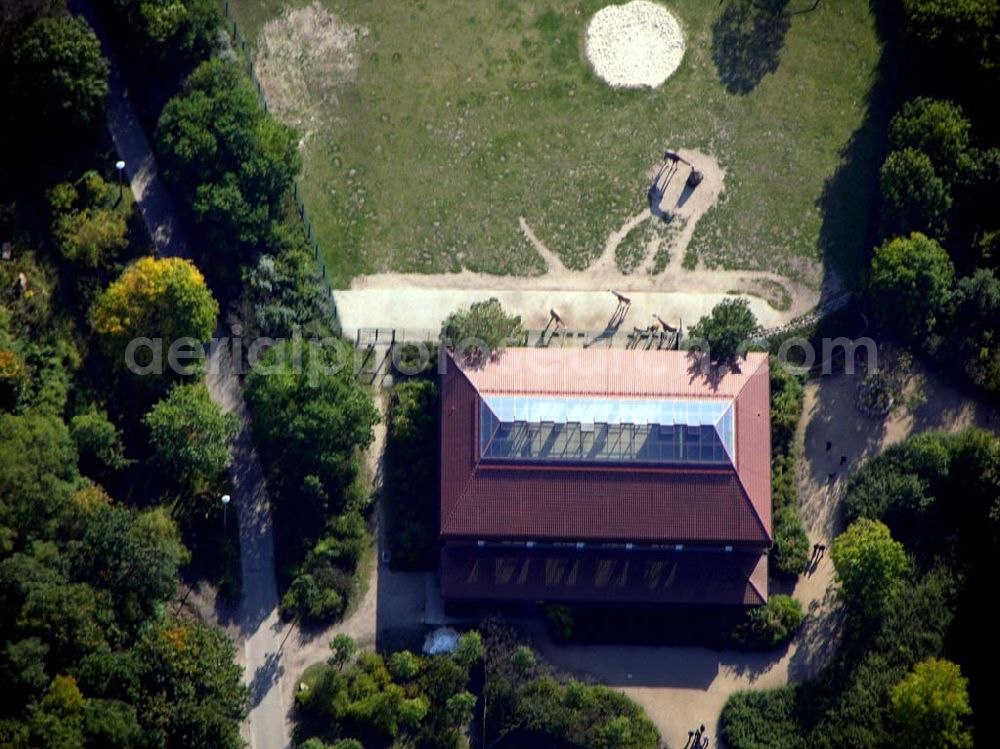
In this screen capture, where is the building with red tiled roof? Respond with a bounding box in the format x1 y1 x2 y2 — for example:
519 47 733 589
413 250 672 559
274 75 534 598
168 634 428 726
439 348 772 607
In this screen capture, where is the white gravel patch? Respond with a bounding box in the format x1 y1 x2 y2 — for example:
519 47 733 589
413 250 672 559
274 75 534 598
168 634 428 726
585 1 685 89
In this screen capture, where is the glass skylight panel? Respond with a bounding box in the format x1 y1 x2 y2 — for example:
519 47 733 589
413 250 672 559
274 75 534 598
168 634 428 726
478 394 737 466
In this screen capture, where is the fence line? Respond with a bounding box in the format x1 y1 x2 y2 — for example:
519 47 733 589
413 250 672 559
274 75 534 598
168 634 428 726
219 0 341 333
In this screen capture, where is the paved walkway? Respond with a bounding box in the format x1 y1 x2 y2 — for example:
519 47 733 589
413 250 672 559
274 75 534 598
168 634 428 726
77 3 291 745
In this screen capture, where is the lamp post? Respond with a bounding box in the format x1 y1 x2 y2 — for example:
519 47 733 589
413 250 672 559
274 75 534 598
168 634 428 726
221 494 231 531
115 160 126 204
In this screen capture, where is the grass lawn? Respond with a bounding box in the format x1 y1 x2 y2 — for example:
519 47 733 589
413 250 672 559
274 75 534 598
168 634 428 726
229 0 887 288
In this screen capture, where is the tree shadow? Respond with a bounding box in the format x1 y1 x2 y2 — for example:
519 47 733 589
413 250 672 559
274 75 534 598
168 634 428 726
815 0 902 290
711 0 793 95
249 650 284 708
788 586 845 681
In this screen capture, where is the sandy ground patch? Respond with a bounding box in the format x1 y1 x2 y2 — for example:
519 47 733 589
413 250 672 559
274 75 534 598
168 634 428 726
586 1 686 88
338 150 817 335
335 287 787 340
256 2 366 138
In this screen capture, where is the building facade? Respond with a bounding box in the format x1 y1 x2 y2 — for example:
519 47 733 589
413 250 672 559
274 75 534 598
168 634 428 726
439 348 772 607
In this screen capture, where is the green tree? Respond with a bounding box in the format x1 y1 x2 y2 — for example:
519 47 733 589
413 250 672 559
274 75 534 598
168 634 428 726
48 172 130 270
398 696 429 729
156 59 300 259
28 674 86 749
143 383 236 489
241 225 327 338
134 617 248 749
453 631 485 671
8 15 109 136
74 505 188 628
388 650 421 681
0 412 80 545
445 691 476 726
82 699 145 749
901 0 998 66
830 518 909 614
879 148 952 241
951 269 1000 392
329 634 357 671
106 0 219 74
868 233 955 342
511 646 537 675
245 339 378 511
689 297 759 362
890 658 973 749
442 298 524 360
888 98 973 181
90 256 218 372
70 407 131 478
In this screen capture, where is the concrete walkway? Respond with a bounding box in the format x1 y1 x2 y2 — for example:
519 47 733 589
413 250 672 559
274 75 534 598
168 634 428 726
77 3 291 745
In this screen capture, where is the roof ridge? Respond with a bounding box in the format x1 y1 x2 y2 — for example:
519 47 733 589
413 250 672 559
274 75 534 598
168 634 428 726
746 555 768 605
732 360 773 544
441 353 485 532
733 352 769 398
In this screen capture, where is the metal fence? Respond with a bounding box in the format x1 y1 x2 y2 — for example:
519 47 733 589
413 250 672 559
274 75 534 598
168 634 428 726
219 0 340 332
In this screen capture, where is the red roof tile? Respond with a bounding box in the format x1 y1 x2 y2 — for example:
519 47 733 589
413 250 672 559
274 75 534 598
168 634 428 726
440 349 772 546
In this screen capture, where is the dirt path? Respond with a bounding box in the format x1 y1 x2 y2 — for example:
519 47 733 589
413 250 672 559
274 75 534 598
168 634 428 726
531 363 1000 748
338 150 819 337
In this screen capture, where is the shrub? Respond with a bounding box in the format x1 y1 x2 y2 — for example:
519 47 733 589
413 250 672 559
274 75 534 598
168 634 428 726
281 574 344 622
384 379 439 569
735 595 804 649
546 605 576 643
720 687 807 749
771 507 810 576
769 359 804 457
